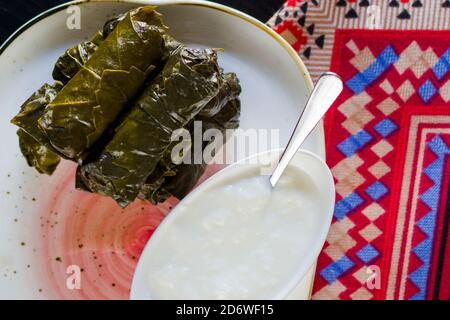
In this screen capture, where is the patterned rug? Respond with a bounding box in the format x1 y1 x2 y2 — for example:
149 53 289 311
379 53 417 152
268 0 450 300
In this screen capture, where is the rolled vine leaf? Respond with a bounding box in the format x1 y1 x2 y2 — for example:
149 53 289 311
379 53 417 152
17 129 60 175
139 73 242 204
78 46 223 207
39 6 168 160
11 82 64 174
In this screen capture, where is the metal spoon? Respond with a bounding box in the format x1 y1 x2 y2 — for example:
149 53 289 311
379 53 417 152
270 72 343 187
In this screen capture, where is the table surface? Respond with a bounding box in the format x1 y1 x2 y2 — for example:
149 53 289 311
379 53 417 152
0 0 285 45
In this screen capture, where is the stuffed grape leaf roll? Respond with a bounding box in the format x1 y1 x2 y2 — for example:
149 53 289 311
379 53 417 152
39 6 168 160
12 22 113 173
12 13 127 174
142 97 242 204
78 46 222 207
52 32 105 85
17 130 60 175
138 72 242 204
12 82 63 147
52 15 126 84
11 82 65 174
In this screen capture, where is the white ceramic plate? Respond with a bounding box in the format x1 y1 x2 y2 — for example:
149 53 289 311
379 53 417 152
0 0 322 299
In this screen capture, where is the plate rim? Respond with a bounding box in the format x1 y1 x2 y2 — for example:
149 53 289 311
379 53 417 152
0 0 314 89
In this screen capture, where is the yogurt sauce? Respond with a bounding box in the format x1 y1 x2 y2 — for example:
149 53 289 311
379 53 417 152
142 165 324 299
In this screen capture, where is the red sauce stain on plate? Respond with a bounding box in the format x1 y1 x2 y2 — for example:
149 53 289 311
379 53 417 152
36 160 221 299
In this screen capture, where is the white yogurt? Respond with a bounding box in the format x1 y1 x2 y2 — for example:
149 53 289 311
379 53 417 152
139 164 325 300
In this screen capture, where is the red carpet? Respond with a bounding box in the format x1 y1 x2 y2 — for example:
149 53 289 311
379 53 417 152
269 0 450 300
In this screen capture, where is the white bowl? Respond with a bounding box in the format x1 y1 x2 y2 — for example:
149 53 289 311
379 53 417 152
131 149 335 300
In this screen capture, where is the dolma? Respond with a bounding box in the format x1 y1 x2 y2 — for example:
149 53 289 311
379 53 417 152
166 98 241 198
52 15 125 84
102 14 126 38
198 72 242 118
11 6 243 207
142 97 242 204
12 82 64 174
17 130 60 175
52 32 104 84
12 25 111 172
73 34 180 190
12 82 64 154
39 6 168 160
78 46 222 207
138 72 242 204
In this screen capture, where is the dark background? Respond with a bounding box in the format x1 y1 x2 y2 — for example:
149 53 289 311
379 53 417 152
0 0 285 45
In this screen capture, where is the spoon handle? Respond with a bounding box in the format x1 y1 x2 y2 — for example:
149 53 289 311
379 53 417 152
269 72 343 187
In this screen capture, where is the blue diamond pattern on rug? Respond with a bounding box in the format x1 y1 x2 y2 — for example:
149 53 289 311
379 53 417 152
365 181 388 201
320 255 355 284
356 244 380 264
337 129 373 157
334 192 364 220
432 48 450 80
374 118 398 138
418 80 437 103
346 45 399 94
